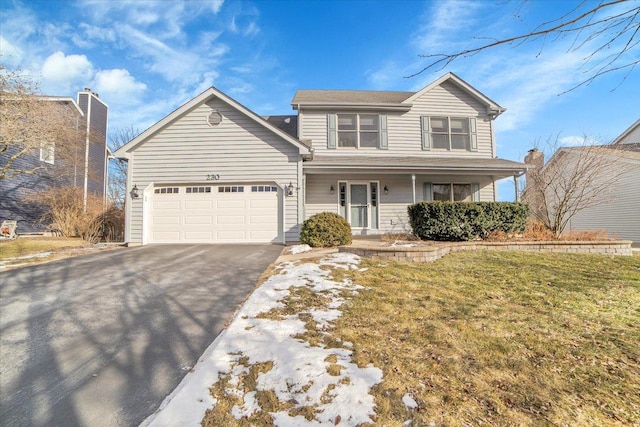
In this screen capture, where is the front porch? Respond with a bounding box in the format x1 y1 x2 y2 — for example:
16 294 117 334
302 156 527 235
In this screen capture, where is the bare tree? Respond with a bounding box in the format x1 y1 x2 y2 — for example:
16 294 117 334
411 1 640 92
1 65 86 180
522 135 631 237
107 126 138 206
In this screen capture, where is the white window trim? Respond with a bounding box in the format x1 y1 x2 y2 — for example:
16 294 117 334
336 180 380 229
430 116 474 151
429 183 475 202
40 142 55 164
337 114 380 149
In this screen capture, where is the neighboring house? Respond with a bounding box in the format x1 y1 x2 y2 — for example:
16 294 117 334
0 89 109 233
114 72 526 245
523 119 639 243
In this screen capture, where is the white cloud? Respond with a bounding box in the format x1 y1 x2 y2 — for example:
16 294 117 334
93 68 147 97
210 0 224 14
40 51 94 93
0 36 24 67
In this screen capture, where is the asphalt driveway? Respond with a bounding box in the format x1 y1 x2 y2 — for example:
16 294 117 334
0 244 283 427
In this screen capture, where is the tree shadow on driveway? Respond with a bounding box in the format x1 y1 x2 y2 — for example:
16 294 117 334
0 244 283 426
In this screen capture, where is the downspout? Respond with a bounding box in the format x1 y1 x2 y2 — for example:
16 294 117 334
83 94 92 212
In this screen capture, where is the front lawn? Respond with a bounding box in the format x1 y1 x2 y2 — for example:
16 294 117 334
337 251 640 425
0 237 90 268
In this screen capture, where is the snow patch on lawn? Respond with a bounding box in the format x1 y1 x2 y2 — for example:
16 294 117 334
142 252 382 427
289 244 312 254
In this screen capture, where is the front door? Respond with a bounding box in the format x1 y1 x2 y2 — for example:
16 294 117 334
350 184 368 228
338 181 379 230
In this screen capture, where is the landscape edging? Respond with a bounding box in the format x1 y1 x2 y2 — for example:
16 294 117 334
339 240 633 263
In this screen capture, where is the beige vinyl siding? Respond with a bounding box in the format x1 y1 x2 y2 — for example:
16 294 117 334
617 124 640 145
128 98 301 243
300 81 494 158
568 163 640 243
305 174 494 234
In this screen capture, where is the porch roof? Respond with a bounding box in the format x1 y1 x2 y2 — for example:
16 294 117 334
303 155 527 177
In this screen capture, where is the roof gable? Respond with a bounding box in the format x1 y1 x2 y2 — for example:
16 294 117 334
611 119 640 145
114 87 310 158
404 72 505 117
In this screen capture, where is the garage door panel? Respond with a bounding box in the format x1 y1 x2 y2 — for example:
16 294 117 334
249 215 277 224
217 200 246 209
185 231 214 240
153 216 180 225
152 231 181 241
250 198 277 208
154 201 180 209
149 185 278 244
217 230 246 240
184 216 213 224
185 200 213 209
217 216 245 224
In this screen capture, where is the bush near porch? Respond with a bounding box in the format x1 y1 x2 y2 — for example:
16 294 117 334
300 212 352 247
408 201 530 241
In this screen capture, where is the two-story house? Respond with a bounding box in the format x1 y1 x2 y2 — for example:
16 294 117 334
0 89 109 233
114 72 526 245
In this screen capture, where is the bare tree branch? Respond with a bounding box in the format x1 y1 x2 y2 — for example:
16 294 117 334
522 135 633 237
409 0 639 91
1 64 86 181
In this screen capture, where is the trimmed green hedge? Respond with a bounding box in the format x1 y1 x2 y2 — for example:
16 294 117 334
300 212 352 247
408 202 530 241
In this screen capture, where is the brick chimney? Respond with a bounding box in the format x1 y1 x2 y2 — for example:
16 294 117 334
524 148 544 170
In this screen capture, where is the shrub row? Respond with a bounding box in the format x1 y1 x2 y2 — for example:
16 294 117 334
408 202 530 241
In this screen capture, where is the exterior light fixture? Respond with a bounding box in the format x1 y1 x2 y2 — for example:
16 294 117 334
330 185 335 194
383 185 389 194
130 184 140 199
287 182 294 196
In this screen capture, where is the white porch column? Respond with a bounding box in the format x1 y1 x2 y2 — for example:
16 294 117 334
411 174 416 204
514 175 521 202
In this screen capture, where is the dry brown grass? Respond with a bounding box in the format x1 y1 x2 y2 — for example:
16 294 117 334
486 219 614 242
336 250 640 425
0 237 87 260
381 232 420 242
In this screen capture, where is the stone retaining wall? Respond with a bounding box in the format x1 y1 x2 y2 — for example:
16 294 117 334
339 240 633 263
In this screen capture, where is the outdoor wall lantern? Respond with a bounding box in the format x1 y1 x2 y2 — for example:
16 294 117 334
287 182 295 196
330 185 335 194
130 184 140 199
383 185 389 194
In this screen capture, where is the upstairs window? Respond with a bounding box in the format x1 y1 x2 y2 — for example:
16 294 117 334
329 113 387 149
40 142 55 164
337 114 380 148
421 116 477 151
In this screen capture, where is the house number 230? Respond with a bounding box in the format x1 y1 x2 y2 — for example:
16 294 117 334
206 174 220 181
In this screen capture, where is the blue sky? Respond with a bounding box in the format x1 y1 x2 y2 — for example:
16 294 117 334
1 0 639 200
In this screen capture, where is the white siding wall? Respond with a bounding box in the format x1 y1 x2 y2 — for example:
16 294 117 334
305 174 495 234
128 98 302 243
568 163 640 243
299 81 494 158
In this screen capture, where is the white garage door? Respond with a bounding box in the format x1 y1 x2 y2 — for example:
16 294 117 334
148 184 279 243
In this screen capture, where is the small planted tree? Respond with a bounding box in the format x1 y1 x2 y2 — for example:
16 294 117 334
522 136 631 237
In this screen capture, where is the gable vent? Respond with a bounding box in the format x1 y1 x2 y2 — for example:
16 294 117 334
207 110 223 126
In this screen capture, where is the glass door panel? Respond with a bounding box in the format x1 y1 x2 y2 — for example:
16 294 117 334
350 184 368 228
